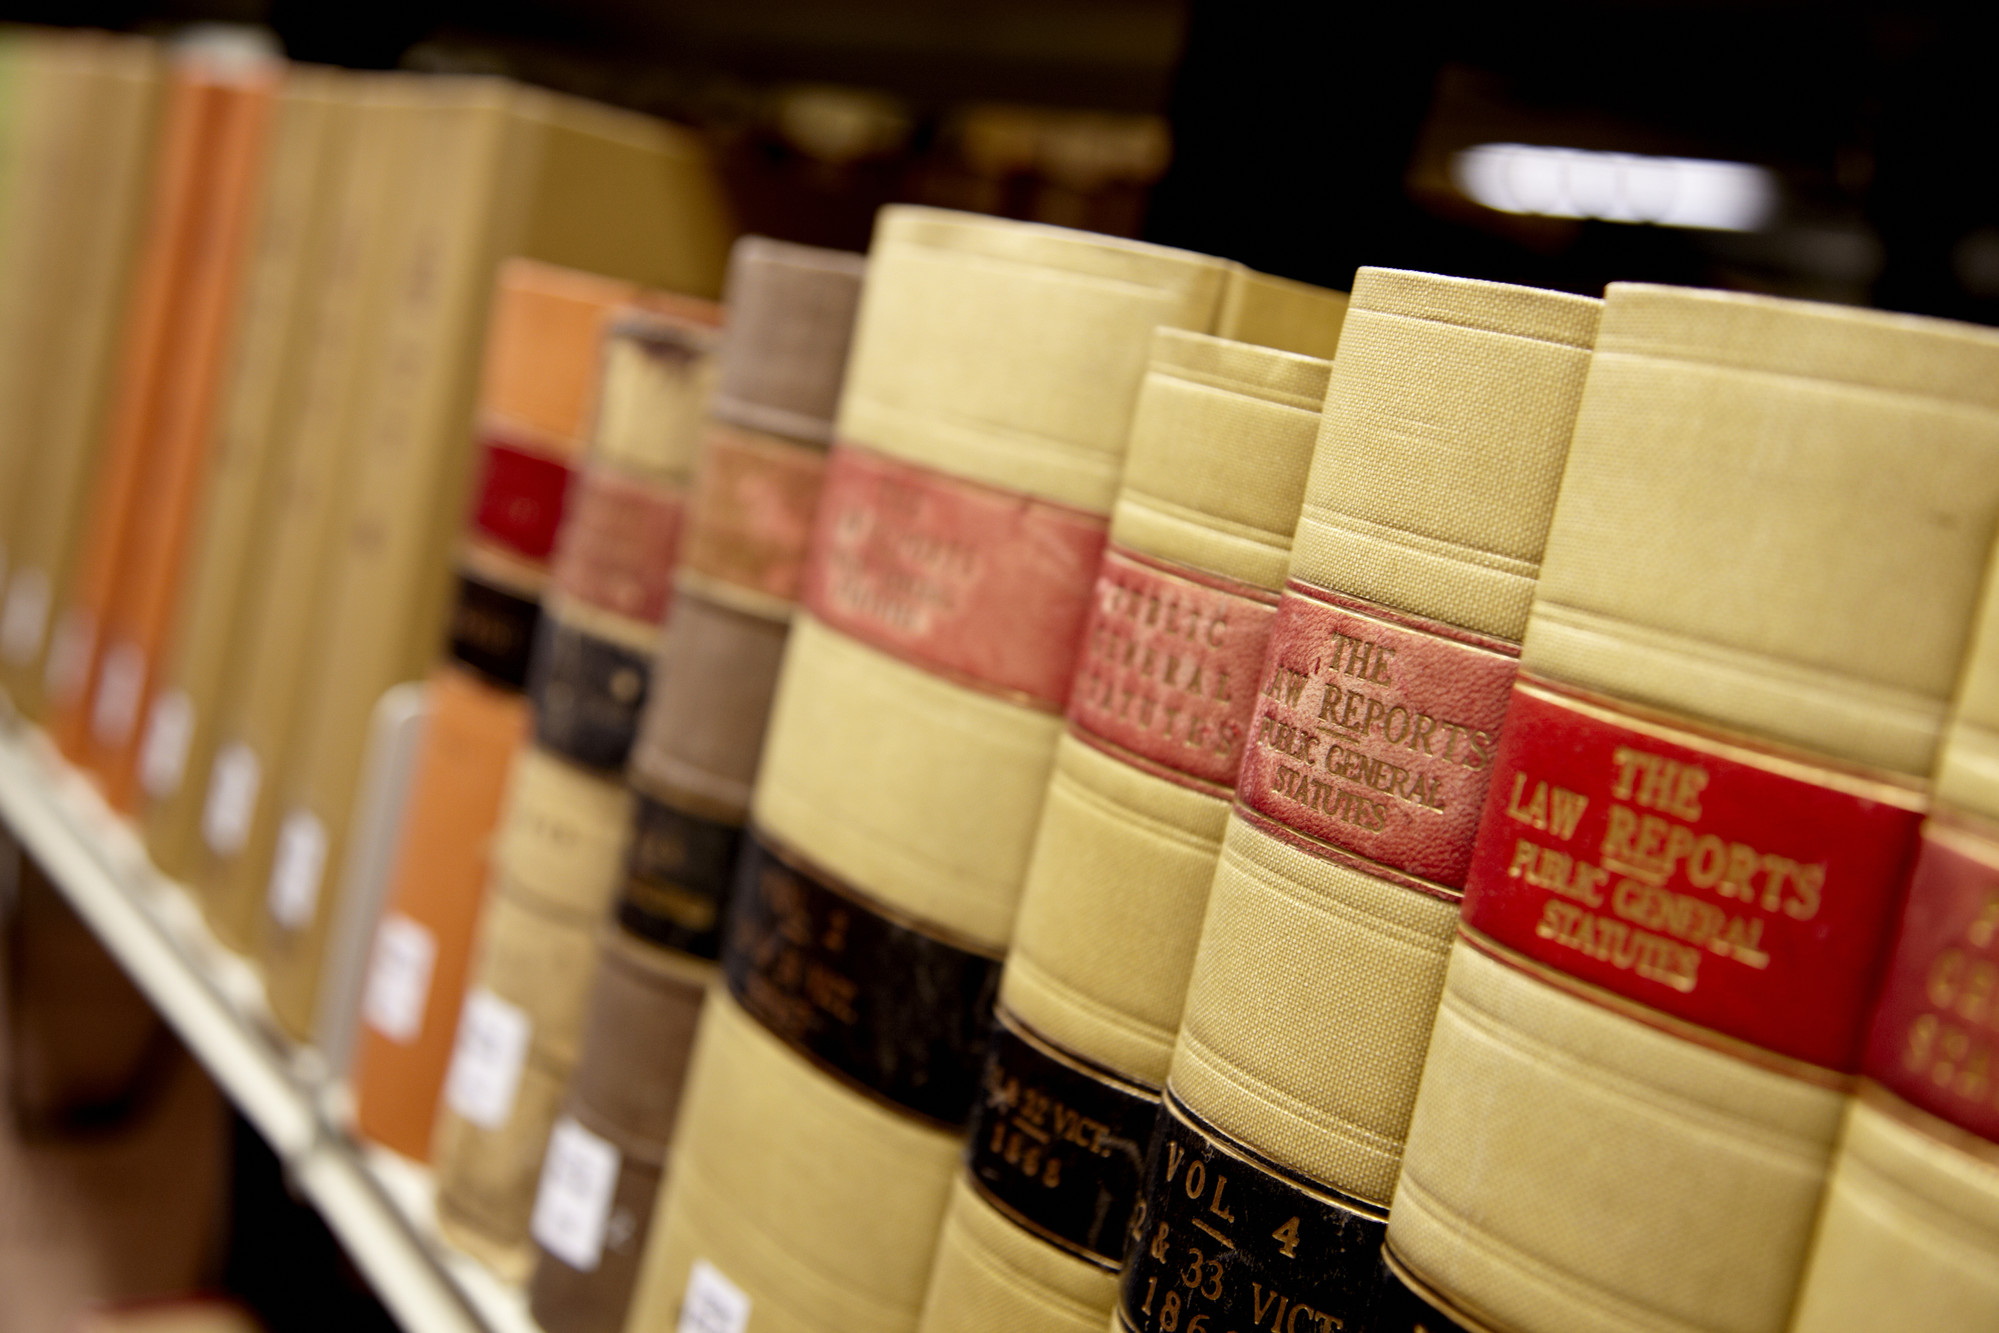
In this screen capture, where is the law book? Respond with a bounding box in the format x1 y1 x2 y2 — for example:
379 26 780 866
429 744 634 1276
528 301 721 770
351 292 705 1163
525 237 866 1333
1115 271 1600 1333
182 74 429 950
132 68 352 871
245 78 732 1039
616 237 866 966
626 207 1348 1333
1378 288 1999 1333
0 33 161 720
919 327 1337 1333
47 42 280 776
1786 552 1999 1327
426 309 719 1269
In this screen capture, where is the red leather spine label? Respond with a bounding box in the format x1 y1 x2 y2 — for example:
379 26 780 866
801 444 1107 710
1236 582 1520 889
1069 547 1279 790
470 436 574 562
681 424 828 603
1865 817 1999 1142
1462 677 1927 1071
549 466 684 626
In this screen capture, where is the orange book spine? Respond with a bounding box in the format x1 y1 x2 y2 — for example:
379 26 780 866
45 70 223 760
80 69 278 808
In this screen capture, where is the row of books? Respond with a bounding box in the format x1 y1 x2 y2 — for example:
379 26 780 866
3 22 1997 1333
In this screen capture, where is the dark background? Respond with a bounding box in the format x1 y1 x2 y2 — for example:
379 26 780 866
7 0 1993 323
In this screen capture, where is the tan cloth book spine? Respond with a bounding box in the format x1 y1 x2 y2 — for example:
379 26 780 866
1116 272 1599 1333
1788 548 1999 1330
186 75 426 949
0 32 91 599
921 328 1337 1333
131 71 349 866
1381 287 1999 1333
629 207 1347 1333
38 60 223 749
252 80 733 1039
431 747 634 1274
348 261 646 1161
0 35 161 720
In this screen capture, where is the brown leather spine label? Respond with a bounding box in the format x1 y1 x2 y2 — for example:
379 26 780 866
681 423 827 602
1865 815 1999 1142
448 573 541 691
722 829 1001 1125
615 791 743 960
470 435 574 562
1237 582 1520 891
1462 675 1927 1072
548 466 683 626
801 444 1107 711
1069 547 1281 792
529 617 652 771
1119 1094 1387 1333
964 1007 1153 1267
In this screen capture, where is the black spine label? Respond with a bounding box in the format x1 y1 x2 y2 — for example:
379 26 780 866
1367 1246 1484 1333
448 573 541 690
529 615 653 770
1119 1094 1388 1333
722 830 1001 1126
964 1008 1154 1267
616 792 743 960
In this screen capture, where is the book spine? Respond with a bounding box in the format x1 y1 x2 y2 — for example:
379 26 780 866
1384 284 1999 1333
923 328 1337 1333
80 67 278 810
1116 270 1599 1333
136 76 347 877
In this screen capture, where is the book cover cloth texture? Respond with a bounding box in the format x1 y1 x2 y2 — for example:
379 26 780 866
526 934 711 1333
1166 270 1600 1216
0 35 160 721
132 70 349 859
1789 530 1999 1332
999 327 1334 1090
925 327 1335 1333
1387 285 1999 1333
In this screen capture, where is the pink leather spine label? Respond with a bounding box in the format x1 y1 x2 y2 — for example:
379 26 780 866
1865 818 1999 1141
1462 677 1927 1072
549 466 684 626
469 436 574 562
801 445 1107 710
1236 582 1521 889
681 424 828 603
1069 547 1279 790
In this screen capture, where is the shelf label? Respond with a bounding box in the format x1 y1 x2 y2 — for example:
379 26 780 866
0 566 49 665
202 742 262 857
266 810 327 931
532 1115 622 1272
361 913 435 1044
91 638 147 748
138 688 195 799
677 1258 751 1333
443 987 531 1129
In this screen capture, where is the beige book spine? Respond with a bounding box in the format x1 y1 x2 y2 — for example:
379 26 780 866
0 35 161 717
136 69 350 876
190 78 425 945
